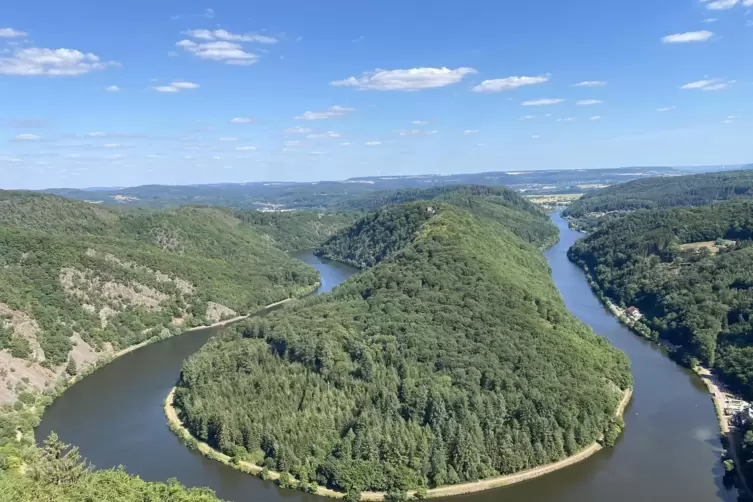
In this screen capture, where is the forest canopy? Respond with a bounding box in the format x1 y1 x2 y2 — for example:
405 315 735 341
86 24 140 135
564 170 753 219
175 195 631 496
568 200 753 397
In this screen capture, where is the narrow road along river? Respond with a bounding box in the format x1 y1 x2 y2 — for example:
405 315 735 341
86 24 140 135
37 221 739 502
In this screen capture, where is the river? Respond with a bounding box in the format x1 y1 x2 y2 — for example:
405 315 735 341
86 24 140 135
37 221 739 502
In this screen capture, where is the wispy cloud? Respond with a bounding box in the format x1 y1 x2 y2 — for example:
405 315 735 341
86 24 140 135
519 115 537 120
13 133 40 141
307 131 342 139
331 67 477 91
412 120 429 125
701 0 739 10
463 130 479 135
219 137 238 141
398 129 438 136
521 98 564 106
152 81 200 93
284 126 313 133
589 116 602 121
0 47 118 76
295 106 355 120
573 80 607 87
176 39 258 65
576 99 603 105
183 29 277 44
236 146 256 151
472 75 549 93
662 31 714 43
680 78 735 91
231 117 255 124
365 141 382 145
0 28 27 38
105 85 121 92
657 106 676 112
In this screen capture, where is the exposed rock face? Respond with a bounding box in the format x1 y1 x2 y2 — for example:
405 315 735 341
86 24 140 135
0 302 45 363
205 302 237 323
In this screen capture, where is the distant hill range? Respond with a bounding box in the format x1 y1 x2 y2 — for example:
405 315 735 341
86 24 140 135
39 165 751 211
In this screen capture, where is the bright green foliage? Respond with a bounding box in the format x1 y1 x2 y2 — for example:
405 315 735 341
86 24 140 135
176 198 631 493
564 169 753 218
569 200 753 397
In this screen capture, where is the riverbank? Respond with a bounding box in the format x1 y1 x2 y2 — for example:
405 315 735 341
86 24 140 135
165 387 632 500
695 367 753 499
571 259 753 499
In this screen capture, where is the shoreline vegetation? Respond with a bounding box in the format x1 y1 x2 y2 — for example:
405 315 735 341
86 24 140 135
25 293 308 441
571 259 753 499
165 387 632 500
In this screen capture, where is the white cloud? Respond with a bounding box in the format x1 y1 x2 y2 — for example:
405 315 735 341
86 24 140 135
702 0 739 10
0 28 27 38
285 126 312 133
14 133 40 141
398 129 437 136
205 8 215 18
589 116 602 120
365 141 382 146
531 135 541 139
236 146 256 151
573 80 607 87
472 75 549 93
103 143 120 148
519 115 537 120
105 85 121 92
183 29 277 44
662 31 714 43
177 39 258 65
231 117 255 124
284 140 301 146
680 78 735 91
331 67 477 91
295 106 355 120
412 120 429 125
0 47 118 76
463 130 479 135
341 142 351 146
522 98 564 106
219 137 238 141
557 117 577 122
576 99 603 105
307 131 342 139
657 106 676 112
87 132 108 137
152 81 200 93
702 18 719 23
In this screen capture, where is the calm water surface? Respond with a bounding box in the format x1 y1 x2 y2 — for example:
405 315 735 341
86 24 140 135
38 228 738 502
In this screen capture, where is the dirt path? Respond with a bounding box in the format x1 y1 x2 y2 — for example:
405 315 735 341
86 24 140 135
165 388 632 500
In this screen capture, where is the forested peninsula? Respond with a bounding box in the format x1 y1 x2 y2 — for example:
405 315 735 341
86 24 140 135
173 189 632 499
568 200 753 398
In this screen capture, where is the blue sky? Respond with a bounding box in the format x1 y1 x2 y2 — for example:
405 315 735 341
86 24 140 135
1 0 751 189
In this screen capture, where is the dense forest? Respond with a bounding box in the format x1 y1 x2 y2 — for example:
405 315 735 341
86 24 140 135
568 200 753 397
175 196 632 498
564 170 753 219
0 191 357 402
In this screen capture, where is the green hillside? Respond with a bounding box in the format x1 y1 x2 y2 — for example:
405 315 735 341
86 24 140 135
564 170 753 220
0 191 360 404
174 197 631 497
568 200 753 397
